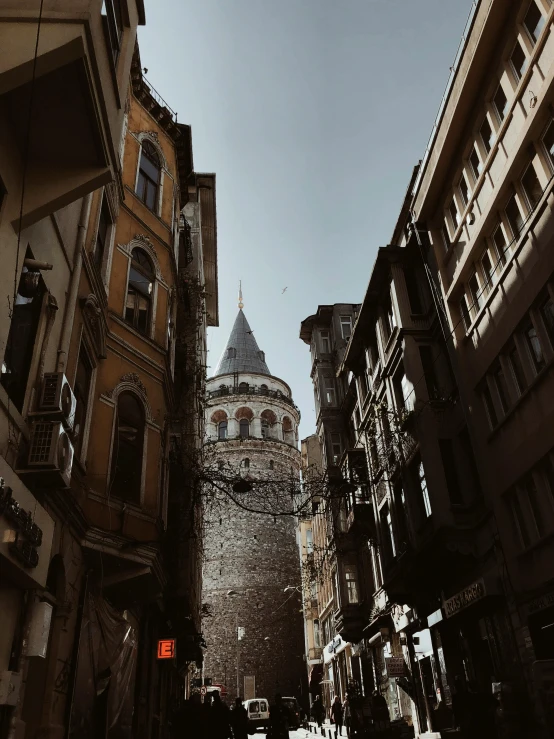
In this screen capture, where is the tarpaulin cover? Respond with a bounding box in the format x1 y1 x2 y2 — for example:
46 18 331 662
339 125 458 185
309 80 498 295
69 591 138 738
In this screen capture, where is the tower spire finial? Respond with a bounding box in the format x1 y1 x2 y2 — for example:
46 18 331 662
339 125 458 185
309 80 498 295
238 280 244 310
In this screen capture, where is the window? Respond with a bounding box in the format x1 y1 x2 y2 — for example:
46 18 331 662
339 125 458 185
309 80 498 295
448 199 460 232
239 382 249 393
481 384 498 428
493 85 508 123
384 293 396 338
508 490 531 549
508 342 527 396
218 421 228 439
136 140 161 212
1 267 46 412
404 268 423 314
481 251 496 289
313 619 321 648
420 346 440 400
459 294 471 332
260 383 268 392
505 194 524 239
441 224 451 251
239 419 250 438
468 273 483 315
242 457 250 468
480 116 495 154
324 375 336 406
320 329 331 353
524 320 545 371
396 371 414 411
330 433 342 464
540 295 554 347
458 175 470 209
521 163 543 210
306 528 314 554
125 248 154 334
522 473 546 539
510 40 528 81
102 0 124 64
111 392 144 503
492 224 509 265
386 506 397 558
344 566 359 604
359 371 369 401
524 1 546 44
74 346 93 458
94 197 111 271
417 460 432 518
269 460 274 470
492 362 510 414
469 147 482 181
543 121 554 166
261 419 270 438
439 439 463 505
340 315 352 340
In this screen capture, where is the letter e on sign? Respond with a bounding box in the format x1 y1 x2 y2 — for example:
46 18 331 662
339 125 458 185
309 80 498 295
157 639 175 659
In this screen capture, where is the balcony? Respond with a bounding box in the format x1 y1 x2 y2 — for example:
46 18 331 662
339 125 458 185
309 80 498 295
334 603 366 644
346 502 375 539
207 384 299 411
0 1 145 228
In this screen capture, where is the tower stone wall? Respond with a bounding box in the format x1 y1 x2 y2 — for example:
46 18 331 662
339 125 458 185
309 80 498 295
202 309 305 704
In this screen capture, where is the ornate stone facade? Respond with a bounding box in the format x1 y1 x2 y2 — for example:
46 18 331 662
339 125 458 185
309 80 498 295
203 308 305 704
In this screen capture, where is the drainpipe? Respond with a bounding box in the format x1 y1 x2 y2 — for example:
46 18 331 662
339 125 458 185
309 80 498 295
56 192 93 374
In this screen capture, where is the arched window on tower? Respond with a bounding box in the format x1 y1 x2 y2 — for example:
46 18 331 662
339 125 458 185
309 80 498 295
260 384 268 393
239 419 250 438
261 419 270 438
239 382 249 393
218 421 228 440
243 458 250 469
269 460 274 470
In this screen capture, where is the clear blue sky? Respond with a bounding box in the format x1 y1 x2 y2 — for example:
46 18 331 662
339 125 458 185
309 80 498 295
139 0 474 436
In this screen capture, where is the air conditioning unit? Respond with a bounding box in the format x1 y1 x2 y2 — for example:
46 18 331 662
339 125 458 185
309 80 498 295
19 421 74 488
37 373 76 431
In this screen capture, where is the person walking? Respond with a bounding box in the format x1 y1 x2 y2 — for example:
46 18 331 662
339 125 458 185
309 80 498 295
331 696 344 738
343 694 351 739
311 695 325 732
211 691 232 739
268 693 289 739
230 697 249 739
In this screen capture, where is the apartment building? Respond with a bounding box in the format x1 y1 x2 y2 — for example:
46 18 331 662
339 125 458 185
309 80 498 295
411 0 554 733
0 6 216 734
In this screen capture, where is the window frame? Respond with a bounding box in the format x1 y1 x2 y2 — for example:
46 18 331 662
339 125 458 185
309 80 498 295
523 1 546 45
520 161 543 211
136 139 162 214
93 193 114 278
124 247 155 336
110 390 146 505
522 318 546 373
319 329 331 354
343 564 360 605
480 115 495 155
505 192 524 241
339 315 353 341
73 342 95 462
458 173 470 210
218 420 228 440
493 84 509 124
469 146 482 182
239 419 250 439
510 38 529 82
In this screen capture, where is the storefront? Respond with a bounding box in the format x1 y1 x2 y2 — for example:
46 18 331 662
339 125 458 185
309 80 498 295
323 635 352 708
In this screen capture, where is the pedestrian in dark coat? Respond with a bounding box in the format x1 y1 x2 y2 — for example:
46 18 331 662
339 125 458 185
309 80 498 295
311 695 325 729
331 696 343 738
231 697 249 739
268 694 290 739
211 692 233 739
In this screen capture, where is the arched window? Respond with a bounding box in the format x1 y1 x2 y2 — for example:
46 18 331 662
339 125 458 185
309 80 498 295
136 140 161 211
243 458 250 469
111 392 145 503
239 382 249 393
239 419 250 438
261 419 270 438
260 384 268 392
269 460 274 470
218 421 228 440
125 248 154 334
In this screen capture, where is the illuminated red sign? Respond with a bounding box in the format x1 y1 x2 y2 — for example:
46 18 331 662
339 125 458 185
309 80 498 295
157 639 176 659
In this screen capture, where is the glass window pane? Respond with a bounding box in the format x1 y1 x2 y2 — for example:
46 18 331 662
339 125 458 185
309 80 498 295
458 176 470 208
480 117 495 153
449 200 460 231
510 40 528 80
525 322 545 371
494 85 508 123
524 1 545 44
470 147 482 180
493 225 509 264
493 363 510 413
521 163 542 209
482 385 498 428
540 296 554 346
509 344 527 395
469 273 483 314
505 195 524 239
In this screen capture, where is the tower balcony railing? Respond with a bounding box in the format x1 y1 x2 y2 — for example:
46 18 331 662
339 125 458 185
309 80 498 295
207 385 299 411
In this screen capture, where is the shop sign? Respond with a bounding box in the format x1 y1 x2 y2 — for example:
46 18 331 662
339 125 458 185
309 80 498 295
443 579 486 618
323 635 347 664
157 639 176 659
525 590 554 615
386 657 406 677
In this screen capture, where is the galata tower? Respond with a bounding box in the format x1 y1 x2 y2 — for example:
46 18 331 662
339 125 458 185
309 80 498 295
202 291 305 704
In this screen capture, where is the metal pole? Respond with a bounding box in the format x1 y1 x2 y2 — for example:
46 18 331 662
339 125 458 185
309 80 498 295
236 612 240 699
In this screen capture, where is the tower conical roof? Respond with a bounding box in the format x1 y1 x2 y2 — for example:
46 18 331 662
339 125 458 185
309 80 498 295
213 309 271 377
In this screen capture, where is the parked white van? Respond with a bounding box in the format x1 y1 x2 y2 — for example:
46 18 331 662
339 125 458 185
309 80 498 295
243 698 269 732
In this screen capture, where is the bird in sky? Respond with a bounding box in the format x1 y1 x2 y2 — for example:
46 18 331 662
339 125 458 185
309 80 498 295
282 287 288 294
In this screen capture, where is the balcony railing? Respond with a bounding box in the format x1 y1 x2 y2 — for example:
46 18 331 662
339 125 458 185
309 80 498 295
207 385 298 411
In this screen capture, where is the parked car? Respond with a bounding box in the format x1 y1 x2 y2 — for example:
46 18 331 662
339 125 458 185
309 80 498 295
243 698 270 732
281 696 302 729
